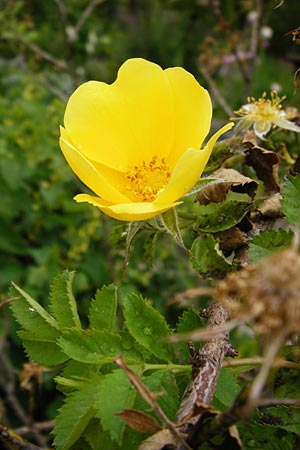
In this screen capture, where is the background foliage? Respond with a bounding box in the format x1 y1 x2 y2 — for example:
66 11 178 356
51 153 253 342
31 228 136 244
1 1 300 449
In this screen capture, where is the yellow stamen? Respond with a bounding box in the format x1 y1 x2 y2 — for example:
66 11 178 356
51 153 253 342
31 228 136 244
234 91 285 122
125 156 171 202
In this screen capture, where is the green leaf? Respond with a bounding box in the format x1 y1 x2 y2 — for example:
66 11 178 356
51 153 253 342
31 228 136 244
260 406 300 436
238 422 296 450
160 207 185 248
53 382 97 450
213 368 241 411
248 229 294 263
58 329 142 364
195 201 249 233
95 369 137 444
83 420 119 450
176 309 206 363
18 331 68 366
49 271 81 329
123 294 174 362
191 234 233 278
89 284 117 331
140 370 179 420
56 361 101 393
9 284 59 338
281 175 300 226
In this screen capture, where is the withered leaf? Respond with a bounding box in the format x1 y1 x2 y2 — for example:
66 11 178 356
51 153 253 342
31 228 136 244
257 193 282 218
244 142 280 193
138 429 178 450
116 409 162 433
215 227 247 253
196 168 257 205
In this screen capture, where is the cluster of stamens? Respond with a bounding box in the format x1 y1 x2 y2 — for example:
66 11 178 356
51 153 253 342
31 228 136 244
234 91 285 122
125 155 171 202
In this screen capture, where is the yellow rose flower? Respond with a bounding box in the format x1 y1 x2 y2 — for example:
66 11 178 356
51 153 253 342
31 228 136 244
59 58 233 221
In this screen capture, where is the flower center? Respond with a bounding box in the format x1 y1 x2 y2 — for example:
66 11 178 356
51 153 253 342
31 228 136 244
251 97 281 121
235 91 285 122
125 156 171 202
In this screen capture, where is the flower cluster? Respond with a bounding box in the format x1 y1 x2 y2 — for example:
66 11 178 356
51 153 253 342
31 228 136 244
60 58 232 221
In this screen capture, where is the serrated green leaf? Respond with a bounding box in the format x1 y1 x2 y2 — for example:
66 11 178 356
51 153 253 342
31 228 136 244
49 270 81 329
56 361 101 393
160 207 185 248
69 437 93 450
238 422 296 450
196 201 249 232
53 382 97 450
89 284 117 331
176 309 206 333
176 309 206 363
9 284 59 338
18 331 68 366
281 175 300 226
213 368 241 411
191 234 233 278
95 369 137 444
260 406 300 436
248 229 294 263
58 329 142 364
123 294 173 362
141 370 179 420
83 420 119 450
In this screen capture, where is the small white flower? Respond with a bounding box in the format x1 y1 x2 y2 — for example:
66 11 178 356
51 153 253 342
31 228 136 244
233 91 300 139
260 26 273 40
247 11 259 23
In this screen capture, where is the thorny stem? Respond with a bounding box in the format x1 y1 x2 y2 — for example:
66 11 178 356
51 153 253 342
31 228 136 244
169 314 289 449
176 302 233 430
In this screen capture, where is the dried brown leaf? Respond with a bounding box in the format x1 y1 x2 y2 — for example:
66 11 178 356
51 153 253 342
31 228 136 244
196 168 257 205
116 409 162 433
215 227 247 253
257 194 282 218
138 429 178 450
244 142 280 193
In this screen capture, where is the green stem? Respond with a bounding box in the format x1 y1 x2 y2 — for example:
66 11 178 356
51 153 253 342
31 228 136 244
143 363 191 374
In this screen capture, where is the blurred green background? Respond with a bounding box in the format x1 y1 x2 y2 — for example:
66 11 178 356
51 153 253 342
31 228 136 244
0 0 300 439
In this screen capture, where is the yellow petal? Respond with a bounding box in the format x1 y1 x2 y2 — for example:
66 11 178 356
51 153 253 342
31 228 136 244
64 58 174 170
164 67 212 167
74 193 181 221
59 127 130 203
202 122 234 164
155 122 233 204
